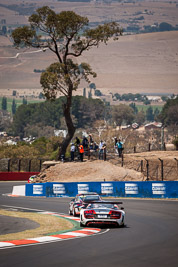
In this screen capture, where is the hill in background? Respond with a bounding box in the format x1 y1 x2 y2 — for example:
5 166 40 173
0 31 178 96
0 0 178 96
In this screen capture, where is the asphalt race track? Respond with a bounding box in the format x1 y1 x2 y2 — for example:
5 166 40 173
0 182 178 267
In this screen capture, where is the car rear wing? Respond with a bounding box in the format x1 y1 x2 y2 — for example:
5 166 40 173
83 201 123 205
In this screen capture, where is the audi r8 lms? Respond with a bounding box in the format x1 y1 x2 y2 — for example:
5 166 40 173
69 192 102 216
80 201 125 227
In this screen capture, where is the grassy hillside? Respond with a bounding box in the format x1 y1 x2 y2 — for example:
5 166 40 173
0 97 44 113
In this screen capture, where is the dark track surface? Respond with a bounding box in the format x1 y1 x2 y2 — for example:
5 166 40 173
0 182 178 267
0 215 39 235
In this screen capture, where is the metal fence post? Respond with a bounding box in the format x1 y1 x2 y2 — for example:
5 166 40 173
145 159 149 180
158 158 164 181
148 143 151 151
141 160 143 173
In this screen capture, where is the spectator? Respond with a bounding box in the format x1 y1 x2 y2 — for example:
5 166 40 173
82 136 89 149
103 142 107 161
75 137 80 147
70 143 76 161
90 142 94 150
74 137 80 159
116 139 124 158
89 134 93 144
114 137 118 154
79 143 84 162
99 140 104 159
94 142 99 152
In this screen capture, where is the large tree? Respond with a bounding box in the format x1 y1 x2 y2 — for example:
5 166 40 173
12 6 122 159
111 104 135 126
159 96 178 126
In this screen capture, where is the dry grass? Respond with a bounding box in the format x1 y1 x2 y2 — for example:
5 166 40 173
0 0 178 95
0 209 74 241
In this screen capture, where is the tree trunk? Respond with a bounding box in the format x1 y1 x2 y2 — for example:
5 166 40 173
57 90 75 160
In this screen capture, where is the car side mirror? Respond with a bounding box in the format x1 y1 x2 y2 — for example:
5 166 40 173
121 207 124 210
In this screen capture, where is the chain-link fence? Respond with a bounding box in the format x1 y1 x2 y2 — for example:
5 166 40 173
107 152 178 181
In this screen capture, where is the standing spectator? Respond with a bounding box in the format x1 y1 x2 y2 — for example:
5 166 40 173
89 134 93 144
114 137 118 154
103 142 107 161
82 136 89 149
74 137 80 159
75 137 80 147
70 143 76 161
99 140 104 159
79 143 84 162
116 139 124 158
94 142 98 152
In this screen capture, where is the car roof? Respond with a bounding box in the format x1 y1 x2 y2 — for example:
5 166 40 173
77 192 99 196
84 201 123 204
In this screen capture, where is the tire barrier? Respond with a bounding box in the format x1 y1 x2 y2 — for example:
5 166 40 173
24 181 178 199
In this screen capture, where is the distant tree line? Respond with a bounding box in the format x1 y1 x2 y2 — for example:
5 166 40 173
8 96 105 139
142 22 178 34
113 93 148 103
0 97 27 114
158 96 178 127
0 95 177 140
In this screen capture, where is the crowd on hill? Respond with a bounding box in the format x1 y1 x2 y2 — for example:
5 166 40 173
70 135 124 162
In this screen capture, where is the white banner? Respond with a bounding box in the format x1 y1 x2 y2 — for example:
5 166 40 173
101 183 113 194
125 183 138 194
33 185 43 195
152 183 166 195
53 184 66 194
78 184 89 194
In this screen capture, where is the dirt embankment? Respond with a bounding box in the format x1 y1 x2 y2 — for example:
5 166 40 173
34 151 178 183
34 160 144 183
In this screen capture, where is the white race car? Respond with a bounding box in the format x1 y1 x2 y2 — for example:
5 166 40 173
80 201 125 227
69 192 102 216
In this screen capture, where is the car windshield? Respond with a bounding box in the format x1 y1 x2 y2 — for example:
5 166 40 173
87 203 118 209
83 195 100 201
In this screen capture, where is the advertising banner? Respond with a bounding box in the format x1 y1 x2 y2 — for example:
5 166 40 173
25 181 178 198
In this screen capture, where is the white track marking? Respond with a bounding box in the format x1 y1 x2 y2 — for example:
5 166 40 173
0 205 109 250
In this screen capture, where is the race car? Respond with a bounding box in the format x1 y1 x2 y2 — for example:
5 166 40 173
80 201 125 227
69 192 102 217
28 175 37 183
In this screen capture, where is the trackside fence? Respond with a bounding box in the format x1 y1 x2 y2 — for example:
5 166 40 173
25 181 178 199
0 149 177 181
107 154 178 181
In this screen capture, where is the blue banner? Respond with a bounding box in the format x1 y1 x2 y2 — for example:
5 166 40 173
25 181 178 199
